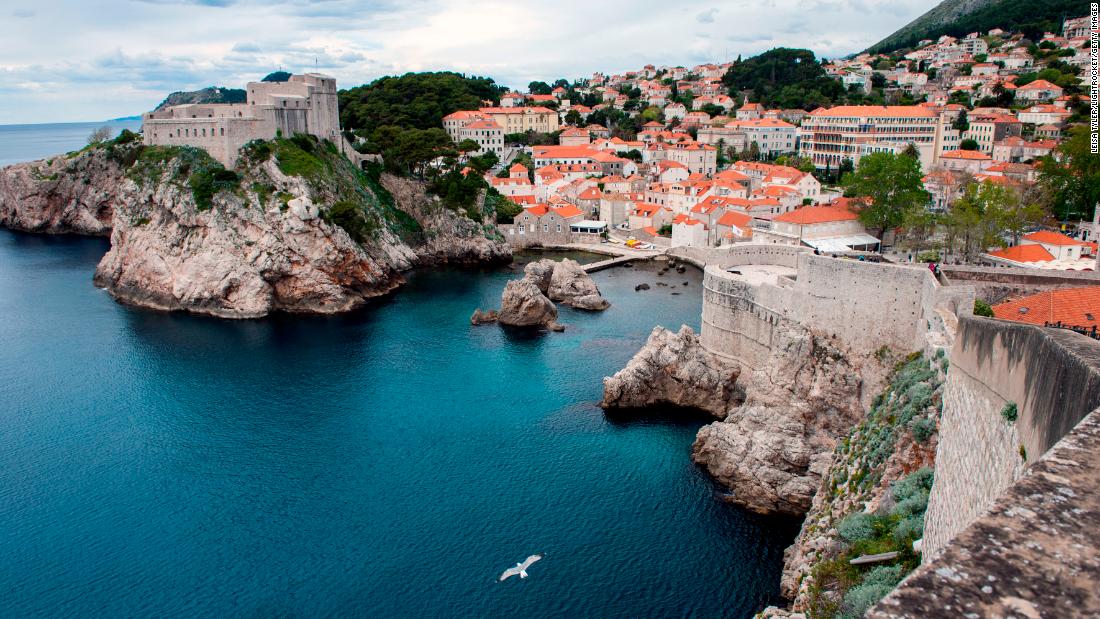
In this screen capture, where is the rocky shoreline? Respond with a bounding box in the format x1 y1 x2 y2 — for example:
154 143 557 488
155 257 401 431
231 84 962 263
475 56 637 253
471 257 610 332
0 138 511 318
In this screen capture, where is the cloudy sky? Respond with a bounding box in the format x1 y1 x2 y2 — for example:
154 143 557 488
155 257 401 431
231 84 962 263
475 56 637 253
1 0 934 124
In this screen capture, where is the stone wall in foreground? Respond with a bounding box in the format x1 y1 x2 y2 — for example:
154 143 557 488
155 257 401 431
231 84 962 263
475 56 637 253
870 404 1100 618
920 318 1100 561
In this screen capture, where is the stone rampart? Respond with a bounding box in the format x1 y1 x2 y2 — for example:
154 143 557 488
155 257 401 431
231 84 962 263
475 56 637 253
920 317 1100 561
699 248 969 369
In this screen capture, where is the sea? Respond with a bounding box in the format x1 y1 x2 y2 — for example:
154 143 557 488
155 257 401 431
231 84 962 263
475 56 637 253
0 119 143 167
0 128 798 617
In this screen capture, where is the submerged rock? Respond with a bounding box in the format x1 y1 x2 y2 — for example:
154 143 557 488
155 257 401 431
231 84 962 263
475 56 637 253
600 325 741 418
498 278 558 328
470 308 498 325
635 283 650 291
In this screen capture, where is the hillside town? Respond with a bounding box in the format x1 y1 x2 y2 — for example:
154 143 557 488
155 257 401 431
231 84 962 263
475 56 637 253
439 14 1097 273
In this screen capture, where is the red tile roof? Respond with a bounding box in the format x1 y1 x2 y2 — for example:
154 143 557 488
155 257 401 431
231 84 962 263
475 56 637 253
993 286 1100 329
1022 231 1089 247
986 244 1055 262
774 204 858 225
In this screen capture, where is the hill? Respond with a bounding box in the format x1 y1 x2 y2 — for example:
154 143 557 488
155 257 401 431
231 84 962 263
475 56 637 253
154 86 246 111
866 0 1081 54
721 48 846 110
337 71 506 136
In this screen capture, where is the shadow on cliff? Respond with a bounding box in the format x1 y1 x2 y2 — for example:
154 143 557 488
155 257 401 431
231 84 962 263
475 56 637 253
602 405 718 427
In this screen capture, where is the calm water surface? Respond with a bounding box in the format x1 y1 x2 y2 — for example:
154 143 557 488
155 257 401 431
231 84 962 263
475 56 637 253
0 120 143 167
0 232 798 617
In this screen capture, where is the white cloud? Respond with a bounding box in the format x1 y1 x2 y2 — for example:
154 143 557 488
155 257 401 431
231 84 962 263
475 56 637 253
0 0 931 123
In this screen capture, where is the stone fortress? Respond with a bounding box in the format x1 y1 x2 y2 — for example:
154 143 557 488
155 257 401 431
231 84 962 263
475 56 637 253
143 73 347 166
666 244 1100 616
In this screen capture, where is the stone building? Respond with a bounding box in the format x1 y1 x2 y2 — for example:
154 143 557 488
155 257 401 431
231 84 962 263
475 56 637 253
143 73 344 167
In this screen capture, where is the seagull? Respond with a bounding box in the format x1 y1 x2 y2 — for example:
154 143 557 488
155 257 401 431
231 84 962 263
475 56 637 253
499 554 542 582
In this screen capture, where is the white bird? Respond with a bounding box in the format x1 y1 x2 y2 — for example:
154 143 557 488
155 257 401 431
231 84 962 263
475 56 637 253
499 554 542 581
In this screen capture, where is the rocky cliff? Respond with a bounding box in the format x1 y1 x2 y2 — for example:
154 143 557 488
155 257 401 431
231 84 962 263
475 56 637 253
601 325 741 418
692 325 878 516
761 352 945 618
0 134 510 318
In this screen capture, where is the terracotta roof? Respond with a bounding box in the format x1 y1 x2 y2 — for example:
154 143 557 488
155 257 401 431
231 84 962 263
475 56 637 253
717 210 751 227
993 286 1100 329
1023 231 1089 247
810 105 936 118
552 204 584 218
1017 79 1062 91
942 150 992 160
986 244 1055 262
773 204 859 224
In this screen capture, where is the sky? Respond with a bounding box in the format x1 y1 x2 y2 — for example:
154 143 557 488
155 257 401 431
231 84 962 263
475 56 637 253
0 0 936 124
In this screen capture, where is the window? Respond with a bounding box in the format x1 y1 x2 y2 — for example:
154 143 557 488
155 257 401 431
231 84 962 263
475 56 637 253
220 128 225 136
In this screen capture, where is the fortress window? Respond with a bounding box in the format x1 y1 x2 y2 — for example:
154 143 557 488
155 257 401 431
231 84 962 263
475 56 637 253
220 128 224 136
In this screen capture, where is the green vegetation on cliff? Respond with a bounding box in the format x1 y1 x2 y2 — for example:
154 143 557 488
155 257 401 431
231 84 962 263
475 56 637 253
801 353 945 618
867 0 1082 54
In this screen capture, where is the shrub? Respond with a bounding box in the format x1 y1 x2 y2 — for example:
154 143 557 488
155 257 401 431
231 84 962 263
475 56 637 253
323 200 378 243
863 564 905 588
1001 402 1018 423
916 250 940 262
974 299 994 317
892 514 925 543
892 491 928 518
910 418 935 443
892 467 933 505
838 512 875 542
275 137 327 179
843 582 894 617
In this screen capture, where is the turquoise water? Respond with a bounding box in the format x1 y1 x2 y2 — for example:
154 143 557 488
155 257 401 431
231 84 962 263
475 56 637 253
0 120 143 167
0 231 798 617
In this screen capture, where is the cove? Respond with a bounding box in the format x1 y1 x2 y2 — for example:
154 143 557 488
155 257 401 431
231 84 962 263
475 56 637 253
0 230 798 618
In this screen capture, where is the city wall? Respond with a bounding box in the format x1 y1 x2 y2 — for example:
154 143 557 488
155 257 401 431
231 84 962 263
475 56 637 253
692 245 971 370
921 317 1100 561
872 321 1100 617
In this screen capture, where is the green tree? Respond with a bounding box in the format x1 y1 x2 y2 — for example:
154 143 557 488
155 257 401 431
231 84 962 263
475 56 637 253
1036 127 1100 221
456 139 480 155
952 109 969 132
844 152 930 243
959 139 979 151
564 109 582 126
528 81 552 95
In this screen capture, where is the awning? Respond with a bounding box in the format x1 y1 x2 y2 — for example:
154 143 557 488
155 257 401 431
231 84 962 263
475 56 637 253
803 233 881 253
570 220 607 233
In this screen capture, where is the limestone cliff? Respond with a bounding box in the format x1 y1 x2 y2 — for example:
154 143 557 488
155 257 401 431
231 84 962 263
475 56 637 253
692 325 882 516
0 152 120 235
600 325 741 418
0 135 510 318
761 353 945 618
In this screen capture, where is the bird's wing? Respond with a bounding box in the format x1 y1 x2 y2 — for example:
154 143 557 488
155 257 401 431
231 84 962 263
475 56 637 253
499 566 522 582
520 554 542 570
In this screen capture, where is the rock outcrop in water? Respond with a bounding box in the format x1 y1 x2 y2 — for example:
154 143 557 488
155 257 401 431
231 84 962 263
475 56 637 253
600 325 740 418
692 325 868 516
0 135 511 318
525 258 610 310
498 278 560 329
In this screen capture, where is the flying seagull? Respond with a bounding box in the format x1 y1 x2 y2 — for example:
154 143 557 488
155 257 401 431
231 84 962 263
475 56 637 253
499 554 542 582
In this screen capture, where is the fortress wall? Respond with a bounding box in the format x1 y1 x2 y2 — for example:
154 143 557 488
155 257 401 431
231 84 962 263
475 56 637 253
922 317 1100 561
701 270 787 368
668 244 807 270
700 251 950 371
870 404 1100 618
